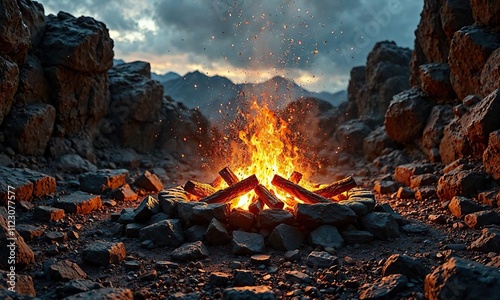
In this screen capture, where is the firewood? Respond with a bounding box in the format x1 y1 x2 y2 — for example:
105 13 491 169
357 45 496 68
201 174 259 204
249 197 264 214
289 171 303 184
219 166 240 186
184 180 217 198
254 184 284 209
211 176 223 188
313 176 357 198
271 174 330 204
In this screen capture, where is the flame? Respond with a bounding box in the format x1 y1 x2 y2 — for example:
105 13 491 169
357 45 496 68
227 98 313 210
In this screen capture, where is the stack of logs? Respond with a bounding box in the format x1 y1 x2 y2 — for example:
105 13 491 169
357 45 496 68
183 166 358 213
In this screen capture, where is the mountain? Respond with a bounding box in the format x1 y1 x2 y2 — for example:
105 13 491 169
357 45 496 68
151 71 181 82
162 71 347 121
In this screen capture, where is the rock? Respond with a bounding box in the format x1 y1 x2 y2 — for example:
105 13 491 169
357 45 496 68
0 208 35 269
0 270 36 296
306 251 339 268
285 271 312 284
231 231 265 255
401 223 429 234
185 225 207 242
15 54 50 106
0 56 19 127
415 186 438 201
54 191 102 214
107 63 163 152
140 219 184 248
363 126 399 161
374 181 399 194
170 241 209 262
419 63 455 100
228 209 254 230
61 279 103 298
204 218 230 245
177 202 206 227
338 200 370 217
110 184 138 202
309 225 344 249
117 208 135 224
448 196 485 218
440 0 473 39
284 249 301 262
384 88 433 144
359 274 408 300
48 260 87 281
223 286 276 300
56 154 97 174
133 195 160 223
250 254 271 266
16 224 44 242
420 105 454 162
340 226 375 244
394 163 435 187
396 187 415 199
62 288 134 300
268 223 304 251
464 210 500 228
471 0 500 27
481 48 500 97
425 257 500 300
208 271 231 286
134 171 163 192
79 169 129 194
45 231 67 244
374 203 404 225
410 174 439 188
382 254 430 279
125 223 144 238
233 269 256 286
17 0 45 46
0 167 56 203
257 209 294 229
470 228 500 252
360 212 400 240
191 203 230 224
335 119 373 155
81 241 126 266
33 205 65 222
3 104 56 156
42 12 113 72
294 203 357 227
158 187 186 216
168 292 200 300
483 130 500 180
0 0 30 64
449 25 500 99
347 66 365 113
437 170 490 201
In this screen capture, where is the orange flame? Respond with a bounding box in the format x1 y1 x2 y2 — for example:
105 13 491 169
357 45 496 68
227 99 313 210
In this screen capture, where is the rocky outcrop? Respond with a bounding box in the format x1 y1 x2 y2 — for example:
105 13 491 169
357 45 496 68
470 0 500 27
483 130 500 180
419 105 453 161
0 0 30 65
0 56 19 126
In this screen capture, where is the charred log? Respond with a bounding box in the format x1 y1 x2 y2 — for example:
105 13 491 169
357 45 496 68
254 184 284 209
271 174 330 204
184 180 217 198
313 176 357 198
201 174 259 204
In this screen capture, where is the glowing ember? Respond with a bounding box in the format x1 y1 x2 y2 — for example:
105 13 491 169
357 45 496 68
226 99 313 210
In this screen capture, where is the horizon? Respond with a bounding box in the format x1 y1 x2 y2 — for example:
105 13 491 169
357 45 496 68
38 0 422 94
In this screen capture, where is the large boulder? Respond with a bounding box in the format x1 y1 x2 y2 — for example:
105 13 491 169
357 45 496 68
106 61 163 152
440 89 500 164
470 0 500 27
335 119 373 155
17 0 46 47
436 169 490 201
2 104 56 156
385 88 433 144
15 54 50 105
418 63 456 101
420 105 453 161
409 0 451 86
347 66 365 114
449 25 500 99
480 48 500 98
483 130 500 180
356 41 411 122
0 56 19 126
440 0 473 39
0 0 30 64
41 12 113 72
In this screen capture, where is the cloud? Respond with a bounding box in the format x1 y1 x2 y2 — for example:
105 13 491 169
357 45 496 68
37 0 422 92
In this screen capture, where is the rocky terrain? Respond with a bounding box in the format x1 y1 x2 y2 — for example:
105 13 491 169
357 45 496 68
1 0 500 300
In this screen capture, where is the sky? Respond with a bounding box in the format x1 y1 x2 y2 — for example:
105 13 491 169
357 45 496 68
38 0 422 93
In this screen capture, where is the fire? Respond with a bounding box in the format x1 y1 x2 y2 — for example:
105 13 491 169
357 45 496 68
226 99 313 210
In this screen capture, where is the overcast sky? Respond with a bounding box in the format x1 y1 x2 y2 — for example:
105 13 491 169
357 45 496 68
38 0 422 93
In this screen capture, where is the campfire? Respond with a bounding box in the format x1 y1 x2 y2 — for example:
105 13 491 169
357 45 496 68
182 100 358 213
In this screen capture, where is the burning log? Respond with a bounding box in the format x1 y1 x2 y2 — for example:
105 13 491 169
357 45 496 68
211 176 223 188
254 184 284 210
184 180 217 198
313 176 357 198
271 174 330 204
201 174 259 204
249 198 264 214
289 171 303 184
219 166 240 186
